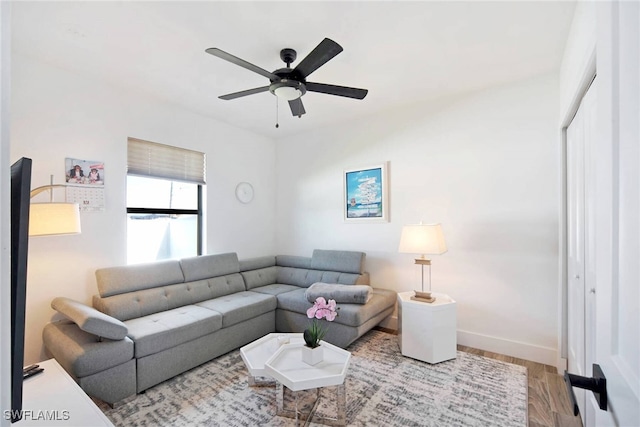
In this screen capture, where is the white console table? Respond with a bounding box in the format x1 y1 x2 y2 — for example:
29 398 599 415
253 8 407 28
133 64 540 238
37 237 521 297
397 291 457 364
17 358 113 426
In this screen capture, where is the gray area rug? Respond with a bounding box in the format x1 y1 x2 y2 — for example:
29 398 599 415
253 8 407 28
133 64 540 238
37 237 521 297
100 330 527 426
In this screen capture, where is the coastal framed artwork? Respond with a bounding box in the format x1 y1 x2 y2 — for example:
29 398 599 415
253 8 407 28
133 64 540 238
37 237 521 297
344 162 389 222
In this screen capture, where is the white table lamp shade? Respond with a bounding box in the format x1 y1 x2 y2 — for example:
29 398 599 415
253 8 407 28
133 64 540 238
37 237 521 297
29 203 81 236
398 223 447 255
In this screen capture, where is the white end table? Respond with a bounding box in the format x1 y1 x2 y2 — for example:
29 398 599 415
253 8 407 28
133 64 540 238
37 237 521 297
397 291 457 364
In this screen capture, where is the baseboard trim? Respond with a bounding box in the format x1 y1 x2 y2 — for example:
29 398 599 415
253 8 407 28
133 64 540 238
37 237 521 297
557 357 568 374
378 315 397 331
374 318 556 366
457 329 557 366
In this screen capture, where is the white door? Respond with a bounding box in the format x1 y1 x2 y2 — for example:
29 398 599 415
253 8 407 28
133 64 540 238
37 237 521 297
591 1 640 426
565 2 640 426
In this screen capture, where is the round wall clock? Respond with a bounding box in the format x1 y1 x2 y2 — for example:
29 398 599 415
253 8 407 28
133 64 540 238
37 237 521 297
235 182 254 204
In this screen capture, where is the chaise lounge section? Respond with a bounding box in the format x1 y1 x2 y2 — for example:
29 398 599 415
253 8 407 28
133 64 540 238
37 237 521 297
43 250 396 405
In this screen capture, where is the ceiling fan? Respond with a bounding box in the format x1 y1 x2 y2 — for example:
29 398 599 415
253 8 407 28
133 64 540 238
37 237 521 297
205 38 368 118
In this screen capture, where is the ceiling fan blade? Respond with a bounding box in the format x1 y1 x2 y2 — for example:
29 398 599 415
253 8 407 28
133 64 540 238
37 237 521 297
306 82 368 100
219 86 270 100
206 48 278 80
288 98 306 117
293 38 343 79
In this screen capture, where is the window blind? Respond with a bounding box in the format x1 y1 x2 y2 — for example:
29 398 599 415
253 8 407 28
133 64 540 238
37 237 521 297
127 137 206 184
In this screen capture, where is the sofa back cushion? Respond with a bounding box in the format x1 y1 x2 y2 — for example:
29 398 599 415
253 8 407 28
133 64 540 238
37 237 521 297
196 274 246 299
239 256 276 272
241 267 278 290
239 256 277 290
93 253 244 321
96 260 185 298
275 267 365 288
180 253 239 282
274 250 368 288
276 255 311 269
93 273 246 321
310 249 365 274
94 283 185 321
92 251 368 320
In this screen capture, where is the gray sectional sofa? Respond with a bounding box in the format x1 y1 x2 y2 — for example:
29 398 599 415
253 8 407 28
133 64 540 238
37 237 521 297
42 250 396 405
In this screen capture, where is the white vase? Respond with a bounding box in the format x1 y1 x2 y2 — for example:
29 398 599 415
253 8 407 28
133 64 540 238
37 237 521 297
301 345 323 366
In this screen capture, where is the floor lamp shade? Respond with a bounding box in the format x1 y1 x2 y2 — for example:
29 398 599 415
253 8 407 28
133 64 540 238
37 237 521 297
29 203 81 236
398 223 447 256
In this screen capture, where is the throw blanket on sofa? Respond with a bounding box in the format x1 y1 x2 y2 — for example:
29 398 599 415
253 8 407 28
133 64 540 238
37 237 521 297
305 282 373 304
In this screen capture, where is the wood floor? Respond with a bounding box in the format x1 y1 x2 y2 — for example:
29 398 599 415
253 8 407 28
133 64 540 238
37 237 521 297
456 344 583 427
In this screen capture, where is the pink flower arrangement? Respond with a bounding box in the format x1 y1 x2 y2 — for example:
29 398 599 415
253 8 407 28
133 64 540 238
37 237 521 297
304 297 338 348
306 297 338 321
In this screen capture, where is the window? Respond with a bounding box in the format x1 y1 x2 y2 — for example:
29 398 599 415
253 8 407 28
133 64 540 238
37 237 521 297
127 138 205 264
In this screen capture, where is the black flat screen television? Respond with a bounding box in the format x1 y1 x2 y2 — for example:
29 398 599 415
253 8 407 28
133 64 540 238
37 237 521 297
10 157 32 423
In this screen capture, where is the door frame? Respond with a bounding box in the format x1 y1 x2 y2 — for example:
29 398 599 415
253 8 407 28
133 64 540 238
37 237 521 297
558 49 597 374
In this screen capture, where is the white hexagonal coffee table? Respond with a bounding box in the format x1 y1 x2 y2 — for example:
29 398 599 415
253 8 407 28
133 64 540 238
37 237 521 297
264 339 351 426
240 333 304 386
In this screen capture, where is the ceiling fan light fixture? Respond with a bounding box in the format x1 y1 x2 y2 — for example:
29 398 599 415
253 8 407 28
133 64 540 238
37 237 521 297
274 86 302 101
270 79 306 101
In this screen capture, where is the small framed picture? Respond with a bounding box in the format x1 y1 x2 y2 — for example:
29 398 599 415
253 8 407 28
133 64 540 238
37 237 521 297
344 162 389 222
65 158 105 186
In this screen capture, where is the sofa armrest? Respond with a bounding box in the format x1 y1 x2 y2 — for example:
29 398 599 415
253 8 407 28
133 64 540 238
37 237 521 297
43 321 134 379
52 297 128 340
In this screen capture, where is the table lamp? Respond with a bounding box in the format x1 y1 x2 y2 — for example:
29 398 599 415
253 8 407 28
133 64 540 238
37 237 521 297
398 222 447 301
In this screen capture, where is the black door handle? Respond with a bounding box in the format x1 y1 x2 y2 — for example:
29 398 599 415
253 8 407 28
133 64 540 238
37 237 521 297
564 363 608 416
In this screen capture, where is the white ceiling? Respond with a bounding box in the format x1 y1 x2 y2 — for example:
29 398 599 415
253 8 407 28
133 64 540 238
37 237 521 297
11 1 576 139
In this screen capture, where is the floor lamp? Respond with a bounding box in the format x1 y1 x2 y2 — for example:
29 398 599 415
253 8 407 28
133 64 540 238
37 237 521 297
398 222 447 302
17 175 81 383
30 177 81 236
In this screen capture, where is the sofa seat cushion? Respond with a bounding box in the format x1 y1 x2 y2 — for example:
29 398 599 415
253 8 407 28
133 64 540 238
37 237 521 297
249 284 301 296
274 288 309 311
196 291 277 328
125 305 222 358
276 288 396 327
43 321 134 378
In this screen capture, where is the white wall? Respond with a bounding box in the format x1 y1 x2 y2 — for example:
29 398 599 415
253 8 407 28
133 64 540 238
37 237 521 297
276 73 560 365
10 54 277 365
1 2 12 425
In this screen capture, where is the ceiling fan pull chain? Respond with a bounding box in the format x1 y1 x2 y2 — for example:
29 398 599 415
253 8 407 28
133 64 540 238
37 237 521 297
275 97 279 129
